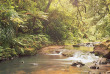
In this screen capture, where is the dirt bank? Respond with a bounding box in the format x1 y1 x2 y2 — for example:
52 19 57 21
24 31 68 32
39 46 65 54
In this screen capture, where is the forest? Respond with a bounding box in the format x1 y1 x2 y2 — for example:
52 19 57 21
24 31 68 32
0 0 110 61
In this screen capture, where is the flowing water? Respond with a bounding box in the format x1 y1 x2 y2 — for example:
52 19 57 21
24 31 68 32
0 46 110 74
0 54 69 74
66 51 99 63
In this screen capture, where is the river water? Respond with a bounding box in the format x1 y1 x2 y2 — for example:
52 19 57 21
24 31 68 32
0 46 110 74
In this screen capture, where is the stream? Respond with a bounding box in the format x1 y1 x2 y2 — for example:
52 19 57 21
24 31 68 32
0 46 110 74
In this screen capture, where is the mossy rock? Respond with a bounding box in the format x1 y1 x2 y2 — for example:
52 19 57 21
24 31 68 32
94 40 110 59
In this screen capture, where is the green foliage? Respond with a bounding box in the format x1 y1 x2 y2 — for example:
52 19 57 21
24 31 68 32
0 0 110 60
0 46 4 58
46 10 74 43
96 14 110 38
0 5 23 48
13 34 51 56
14 46 25 56
0 26 15 47
0 48 17 60
36 0 48 11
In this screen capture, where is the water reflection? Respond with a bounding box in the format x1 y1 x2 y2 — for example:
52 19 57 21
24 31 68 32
0 54 71 74
0 46 110 74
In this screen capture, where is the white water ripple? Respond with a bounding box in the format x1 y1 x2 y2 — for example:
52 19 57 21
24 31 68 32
54 51 99 64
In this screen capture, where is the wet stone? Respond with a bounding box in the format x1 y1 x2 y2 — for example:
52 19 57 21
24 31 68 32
71 62 85 67
90 65 99 69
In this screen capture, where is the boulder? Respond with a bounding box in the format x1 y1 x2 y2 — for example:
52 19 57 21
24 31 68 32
86 43 94 47
62 50 76 57
89 62 99 69
78 43 86 46
94 40 110 59
55 51 61 54
73 45 80 47
98 58 108 65
90 65 99 69
71 62 85 67
107 59 110 64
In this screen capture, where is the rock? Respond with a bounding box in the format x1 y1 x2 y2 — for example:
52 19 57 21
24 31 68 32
86 43 94 47
11 57 14 60
78 43 86 46
73 45 80 47
94 40 110 59
106 40 110 42
53 49 66 54
107 59 110 64
78 42 101 47
88 60 100 69
90 64 99 69
62 50 75 57
106 71 110 74
21 61 24 63
104 52 110 59
71 62 77 66
55 51 60 54
98 57 108 65
90 51 94 54
90 65 99 69
71 62 85 67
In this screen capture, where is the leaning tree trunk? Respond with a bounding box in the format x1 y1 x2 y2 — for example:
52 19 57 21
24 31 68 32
45 0 53 12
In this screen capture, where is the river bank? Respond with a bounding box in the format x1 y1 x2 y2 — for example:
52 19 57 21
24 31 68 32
0 34 55 62
39 45 110 74
0 45 110 74
39 46 65 54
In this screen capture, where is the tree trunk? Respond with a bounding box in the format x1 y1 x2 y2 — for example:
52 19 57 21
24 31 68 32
45 0 52 12
33 17 36 27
